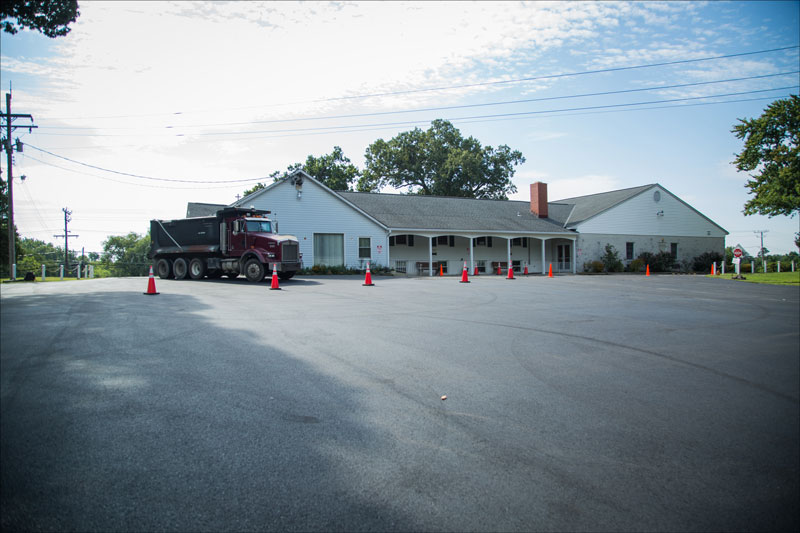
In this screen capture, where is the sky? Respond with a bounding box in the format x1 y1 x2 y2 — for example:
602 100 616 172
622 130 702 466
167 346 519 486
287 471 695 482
1 0 799 257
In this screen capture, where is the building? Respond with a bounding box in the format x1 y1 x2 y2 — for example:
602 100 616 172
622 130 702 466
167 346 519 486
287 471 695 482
202 170 725 274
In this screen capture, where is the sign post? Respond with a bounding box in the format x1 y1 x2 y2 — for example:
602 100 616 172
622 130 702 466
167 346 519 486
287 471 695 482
733 247 743 278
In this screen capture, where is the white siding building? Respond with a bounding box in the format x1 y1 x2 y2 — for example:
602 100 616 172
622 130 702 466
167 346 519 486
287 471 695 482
204 171 725 275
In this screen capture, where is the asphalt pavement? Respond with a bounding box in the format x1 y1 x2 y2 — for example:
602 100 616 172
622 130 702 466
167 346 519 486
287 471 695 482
1 273 798 531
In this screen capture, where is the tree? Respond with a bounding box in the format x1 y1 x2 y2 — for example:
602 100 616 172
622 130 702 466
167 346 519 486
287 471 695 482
303 146 361 191
1 0 79 38
102 232 150 277
733 95 800 218
360 119 525 199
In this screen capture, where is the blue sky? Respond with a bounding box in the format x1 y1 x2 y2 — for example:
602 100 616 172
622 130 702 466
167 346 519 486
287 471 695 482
1 0 798 255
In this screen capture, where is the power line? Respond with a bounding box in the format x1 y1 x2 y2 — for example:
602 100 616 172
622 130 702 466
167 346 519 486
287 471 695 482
37 70 799 131
45 45 799 120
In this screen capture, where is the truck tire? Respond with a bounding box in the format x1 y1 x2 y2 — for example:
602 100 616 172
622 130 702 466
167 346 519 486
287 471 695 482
278 271 295 281
243 259 265 283
173 257 188 280
189 258 207 280
156 258 173 279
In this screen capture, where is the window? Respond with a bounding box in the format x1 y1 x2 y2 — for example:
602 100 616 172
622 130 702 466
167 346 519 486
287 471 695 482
670 242 678 259
511 238 528 248
313 233 344 266
245 220 272 233
476 260 486 273
394 260 407 273
626 242 634 261
437 235 449 246
359 237 371 259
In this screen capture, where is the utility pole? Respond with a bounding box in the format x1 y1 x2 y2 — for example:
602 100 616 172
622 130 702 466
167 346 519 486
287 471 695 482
54 208 78 276
2 88 37 280
754 230 769 272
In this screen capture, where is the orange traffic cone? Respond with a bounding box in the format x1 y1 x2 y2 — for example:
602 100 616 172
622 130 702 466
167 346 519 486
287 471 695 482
363 262 375 286
460 261 470 283
548 263 553 278
439 264 443 276
270 263 281 290
496 264 502 275
507 264 515 280
645 264 650 277
143 265 159 295
473 265 479 276
711 262 716 275
523 263 529 276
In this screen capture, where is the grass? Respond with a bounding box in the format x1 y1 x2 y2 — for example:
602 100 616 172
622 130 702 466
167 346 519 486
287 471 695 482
1 277 84 283
707 271 800 285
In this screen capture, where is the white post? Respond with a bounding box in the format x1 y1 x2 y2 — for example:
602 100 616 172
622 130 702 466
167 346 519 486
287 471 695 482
60 264 64 280
84 264 89 278
42 264 46 281
428 237 433 277
735 260 740 276
90 265 94 278
541 239 546 275
572 239 576 274
469 237 474 274
507 238 511 273
751 261 755 274
721 261 725 274
11 264 16 279
77 264 81 280
777 261 781 273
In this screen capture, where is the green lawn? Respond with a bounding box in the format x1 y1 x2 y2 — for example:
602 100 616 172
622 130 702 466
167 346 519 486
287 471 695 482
707 271 800 285
1 277 83 283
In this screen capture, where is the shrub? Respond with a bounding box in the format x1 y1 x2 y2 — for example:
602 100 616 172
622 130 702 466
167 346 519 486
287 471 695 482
692 251 723 273
589 260 605 273
601 244 624 272
637 251 675 272
628 258 645 272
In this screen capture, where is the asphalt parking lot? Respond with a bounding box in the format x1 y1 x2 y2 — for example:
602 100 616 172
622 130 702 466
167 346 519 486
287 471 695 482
2 274 798 532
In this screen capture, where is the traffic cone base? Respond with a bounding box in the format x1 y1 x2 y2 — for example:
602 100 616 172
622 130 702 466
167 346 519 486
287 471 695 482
363 262 375 286
270 264 281 290
460 262 470 283
143 265 159 295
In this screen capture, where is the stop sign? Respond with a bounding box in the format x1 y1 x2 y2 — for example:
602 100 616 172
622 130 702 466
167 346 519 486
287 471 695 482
733 247 743 258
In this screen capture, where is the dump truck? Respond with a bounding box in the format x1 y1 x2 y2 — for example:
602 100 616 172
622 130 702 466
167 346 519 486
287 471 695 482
148 207 301 282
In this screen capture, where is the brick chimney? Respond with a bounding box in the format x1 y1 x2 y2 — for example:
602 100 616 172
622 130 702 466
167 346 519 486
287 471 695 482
530 182 548 218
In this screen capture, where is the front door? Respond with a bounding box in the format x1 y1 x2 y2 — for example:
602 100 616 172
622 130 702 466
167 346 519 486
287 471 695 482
557 244 571 272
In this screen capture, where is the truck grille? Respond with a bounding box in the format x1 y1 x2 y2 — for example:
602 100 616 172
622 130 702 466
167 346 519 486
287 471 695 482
282 242 299 262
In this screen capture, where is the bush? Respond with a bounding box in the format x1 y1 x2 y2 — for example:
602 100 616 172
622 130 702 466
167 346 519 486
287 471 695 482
628 258 644 272
600 244 624 272
587 260 604 273
692 251 723 273
637 251 675 272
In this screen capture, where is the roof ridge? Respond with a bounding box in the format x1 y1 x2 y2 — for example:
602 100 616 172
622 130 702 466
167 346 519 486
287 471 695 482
552 183 656 203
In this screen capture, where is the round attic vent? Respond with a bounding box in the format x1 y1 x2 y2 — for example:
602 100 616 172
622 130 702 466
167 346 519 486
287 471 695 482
653 190 661 202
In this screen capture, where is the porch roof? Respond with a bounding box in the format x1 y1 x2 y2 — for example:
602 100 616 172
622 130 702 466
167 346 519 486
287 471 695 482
338 192 573 235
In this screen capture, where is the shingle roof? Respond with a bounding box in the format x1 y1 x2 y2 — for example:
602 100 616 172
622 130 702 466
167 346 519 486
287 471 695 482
186 202 227 218
338 192 572 234
550 184 655 227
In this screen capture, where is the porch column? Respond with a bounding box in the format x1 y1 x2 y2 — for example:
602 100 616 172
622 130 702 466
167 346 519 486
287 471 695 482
429 236 433 277
469 237 474 273
541 239 546 275
507 238 512 270
572 239 576 274
385 233 390 269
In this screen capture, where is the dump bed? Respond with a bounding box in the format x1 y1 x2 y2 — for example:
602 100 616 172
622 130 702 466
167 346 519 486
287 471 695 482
150 216 221 255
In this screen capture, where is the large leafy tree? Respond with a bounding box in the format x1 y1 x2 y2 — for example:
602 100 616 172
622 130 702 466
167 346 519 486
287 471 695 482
101 231 150 277
359 119 525 199
1 0 79 38
240 146 362 198
304 146 361 191
732 95 800 218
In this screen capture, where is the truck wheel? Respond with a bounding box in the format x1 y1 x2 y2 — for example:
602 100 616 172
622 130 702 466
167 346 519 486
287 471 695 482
244 259 265 283
156 258 173 279
173 258 188 280
189 258 207 280
278 271 295 281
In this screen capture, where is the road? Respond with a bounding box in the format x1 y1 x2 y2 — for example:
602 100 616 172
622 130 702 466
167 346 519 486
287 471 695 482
2 274 798 531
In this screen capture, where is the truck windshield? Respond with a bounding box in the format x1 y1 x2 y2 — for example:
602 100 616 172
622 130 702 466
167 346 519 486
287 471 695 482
245 220 272 233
